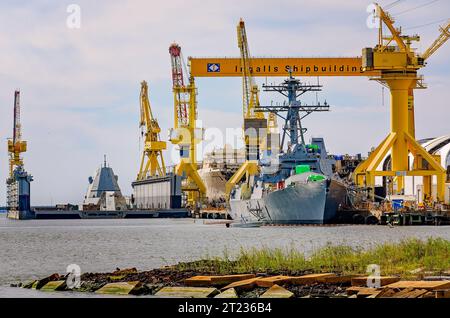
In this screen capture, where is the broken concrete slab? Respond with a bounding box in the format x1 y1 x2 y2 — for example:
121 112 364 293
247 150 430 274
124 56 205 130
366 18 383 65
214 288 238 298
435 290 450 298
420 291 436 298
95 281 142 295
317 275 356 284
32 273 60 290
351 276 400 287
391 288 428 298
260 284 294 298
184 276 215 287
356 288 381 298
40 280 67 292
375 288 398 298
222 277 261 291
210 274 256 286
290 273 336 285
185 274 256 287
155 287 219 298
22 281 36 289
256 275 293 288
385 280 450 290
346 286 379 296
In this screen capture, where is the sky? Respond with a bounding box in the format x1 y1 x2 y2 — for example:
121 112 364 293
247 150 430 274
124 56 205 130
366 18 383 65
0 0 449 206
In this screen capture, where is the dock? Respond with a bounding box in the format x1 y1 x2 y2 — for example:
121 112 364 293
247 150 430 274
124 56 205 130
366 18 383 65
33 208 190 220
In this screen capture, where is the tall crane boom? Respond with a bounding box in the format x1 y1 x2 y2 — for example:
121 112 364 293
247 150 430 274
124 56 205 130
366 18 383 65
224 20 269 199
169 43 206 211
237 19 265 120
237 19 252 117
13 91 21 144
169 44 189 127
7 90 27 177
136 81 166 181
421 20 450 61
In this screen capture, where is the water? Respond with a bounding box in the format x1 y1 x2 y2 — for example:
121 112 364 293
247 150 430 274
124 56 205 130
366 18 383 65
0 214 449 297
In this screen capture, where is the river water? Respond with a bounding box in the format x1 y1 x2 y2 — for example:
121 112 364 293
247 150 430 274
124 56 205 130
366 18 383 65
0 213 449 297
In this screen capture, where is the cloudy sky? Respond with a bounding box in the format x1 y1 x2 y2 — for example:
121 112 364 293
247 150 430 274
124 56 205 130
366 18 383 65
0 0 449 206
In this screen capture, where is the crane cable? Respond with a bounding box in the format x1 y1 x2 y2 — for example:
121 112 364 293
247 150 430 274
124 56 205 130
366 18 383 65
385 0 404 10
393 0 440 16
404 18 448 30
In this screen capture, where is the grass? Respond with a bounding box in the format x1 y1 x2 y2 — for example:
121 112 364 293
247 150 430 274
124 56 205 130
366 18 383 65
175 238 450 277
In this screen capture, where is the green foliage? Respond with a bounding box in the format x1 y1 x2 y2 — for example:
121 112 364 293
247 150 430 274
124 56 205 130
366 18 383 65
175 238 450 277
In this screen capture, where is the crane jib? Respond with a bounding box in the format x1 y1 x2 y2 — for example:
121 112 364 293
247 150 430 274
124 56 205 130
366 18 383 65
189 58 380 77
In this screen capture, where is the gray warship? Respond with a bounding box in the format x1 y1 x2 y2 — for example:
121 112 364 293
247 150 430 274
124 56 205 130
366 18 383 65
228 74 350 224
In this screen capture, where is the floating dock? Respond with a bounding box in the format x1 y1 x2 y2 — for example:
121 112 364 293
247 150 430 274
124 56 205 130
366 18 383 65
33 208 189 219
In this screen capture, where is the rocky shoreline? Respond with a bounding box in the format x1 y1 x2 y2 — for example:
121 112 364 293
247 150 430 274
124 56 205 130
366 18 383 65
12 265 450 298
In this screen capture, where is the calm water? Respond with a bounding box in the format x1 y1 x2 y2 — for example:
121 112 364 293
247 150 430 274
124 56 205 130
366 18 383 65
0 213 449 297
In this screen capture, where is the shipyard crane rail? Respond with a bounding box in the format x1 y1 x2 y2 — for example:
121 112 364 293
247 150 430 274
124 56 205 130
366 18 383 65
136 81 166 181
169 43 206 210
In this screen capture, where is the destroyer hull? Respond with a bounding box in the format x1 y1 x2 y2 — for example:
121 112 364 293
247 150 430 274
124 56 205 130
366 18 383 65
229 180 347 224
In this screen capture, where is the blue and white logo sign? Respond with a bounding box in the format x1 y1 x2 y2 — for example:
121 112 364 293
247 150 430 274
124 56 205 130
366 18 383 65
207 63 220 72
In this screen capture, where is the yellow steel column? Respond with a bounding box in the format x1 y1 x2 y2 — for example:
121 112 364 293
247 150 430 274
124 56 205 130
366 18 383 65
423 175 431 202
385 76 416 194
407 88 416 138
437 173 446 203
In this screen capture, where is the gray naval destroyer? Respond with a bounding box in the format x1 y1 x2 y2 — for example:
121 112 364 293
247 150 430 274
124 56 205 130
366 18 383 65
229 74 350 224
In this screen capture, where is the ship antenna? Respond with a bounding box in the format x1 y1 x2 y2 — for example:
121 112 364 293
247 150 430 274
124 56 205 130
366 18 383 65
104 154 107 168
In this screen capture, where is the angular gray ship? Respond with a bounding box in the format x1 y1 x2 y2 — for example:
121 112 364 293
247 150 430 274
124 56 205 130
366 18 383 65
228 74 351 224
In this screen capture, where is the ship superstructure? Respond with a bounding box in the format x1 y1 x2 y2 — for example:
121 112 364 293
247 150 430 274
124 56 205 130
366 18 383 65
229 73 350 224
82 156 127 211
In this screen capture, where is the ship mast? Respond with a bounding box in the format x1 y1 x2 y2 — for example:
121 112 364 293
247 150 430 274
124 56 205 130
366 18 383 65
258 71 330 152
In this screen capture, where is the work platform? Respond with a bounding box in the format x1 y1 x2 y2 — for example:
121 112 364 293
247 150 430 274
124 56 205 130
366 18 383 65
32 209 189 219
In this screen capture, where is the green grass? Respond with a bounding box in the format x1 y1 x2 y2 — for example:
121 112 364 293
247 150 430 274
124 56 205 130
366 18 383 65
176 238 450 277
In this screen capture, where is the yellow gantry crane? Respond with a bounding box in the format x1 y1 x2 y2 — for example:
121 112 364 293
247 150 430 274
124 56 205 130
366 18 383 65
354 4 450 202
187 6 449 204
224 19 268 199
169 43 206 210
136 81 166 181
7 90 27 177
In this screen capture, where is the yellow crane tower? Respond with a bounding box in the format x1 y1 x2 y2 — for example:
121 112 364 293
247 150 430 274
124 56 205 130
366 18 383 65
354 4 450 202
224 19 268 199
7 90 27 177
169 43 206 211
136 81 166 181
187 6 449 204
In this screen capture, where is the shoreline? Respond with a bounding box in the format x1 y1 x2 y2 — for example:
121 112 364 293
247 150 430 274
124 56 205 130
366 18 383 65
10 238 450 298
